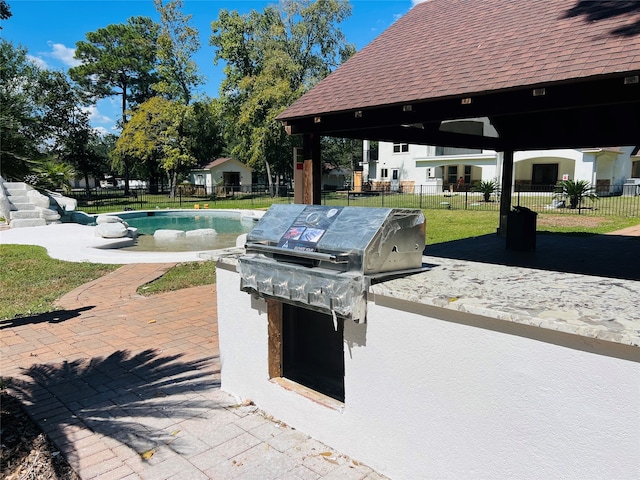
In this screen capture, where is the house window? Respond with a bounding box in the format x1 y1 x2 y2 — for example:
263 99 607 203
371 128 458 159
464 165 472 185
393 143 409 153
380 168 389 179
281 304 344 402
632 160 640 178
447 166 458 185
532 164 559 186
392 169 399 180
196 174 205 185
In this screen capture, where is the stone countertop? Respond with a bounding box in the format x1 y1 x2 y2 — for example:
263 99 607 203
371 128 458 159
215 250 640 348
370 255 640 348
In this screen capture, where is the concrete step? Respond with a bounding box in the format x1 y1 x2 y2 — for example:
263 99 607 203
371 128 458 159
6 190 29 198
10 210 41 220
11 203 36 211
10 218 47 228
39 208 61 221
7 195 29 203
3 182 29 191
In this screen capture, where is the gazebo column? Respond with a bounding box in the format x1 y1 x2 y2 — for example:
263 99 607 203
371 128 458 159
302 133 322 205
498 149 514 235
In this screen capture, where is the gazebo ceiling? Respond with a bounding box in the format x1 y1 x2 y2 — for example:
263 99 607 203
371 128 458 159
278 0 640 150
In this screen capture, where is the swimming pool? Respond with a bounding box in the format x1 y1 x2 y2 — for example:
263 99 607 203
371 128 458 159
109 209 259 252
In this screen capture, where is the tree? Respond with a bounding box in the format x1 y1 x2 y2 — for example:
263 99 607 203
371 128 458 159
210 0 354 184
322 137 362 169
183 98 225 166
554 179 598 209
153 0 206 196
0 0 11 25
114 97 197 193
70 17 159 122
0 40 41 179
70 17 159 194
153 0 204 106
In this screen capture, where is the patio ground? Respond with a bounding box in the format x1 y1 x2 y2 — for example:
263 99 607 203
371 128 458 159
1 263 387 480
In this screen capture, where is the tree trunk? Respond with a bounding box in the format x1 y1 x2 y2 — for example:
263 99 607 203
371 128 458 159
265 160 273 196
84 171 91 196
123 160 130 196
170 169 179 198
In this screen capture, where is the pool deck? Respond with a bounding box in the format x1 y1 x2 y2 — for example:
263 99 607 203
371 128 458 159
0 223 244 264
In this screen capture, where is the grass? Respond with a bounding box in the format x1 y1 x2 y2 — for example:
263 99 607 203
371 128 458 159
424 210 499 244
0 245 119 320
423 210 640 244
137 261 216 296
1 209 638 320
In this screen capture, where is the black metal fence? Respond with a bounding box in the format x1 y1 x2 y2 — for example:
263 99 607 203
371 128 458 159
324 182 639 216
70 183 640 217
71 184 293 214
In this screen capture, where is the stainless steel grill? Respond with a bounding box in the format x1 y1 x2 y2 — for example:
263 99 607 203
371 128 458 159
238 204 426 322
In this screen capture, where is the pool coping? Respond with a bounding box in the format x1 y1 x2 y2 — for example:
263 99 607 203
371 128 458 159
0 209 265 264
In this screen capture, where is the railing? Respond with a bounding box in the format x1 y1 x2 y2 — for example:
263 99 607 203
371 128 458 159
68 183 640 217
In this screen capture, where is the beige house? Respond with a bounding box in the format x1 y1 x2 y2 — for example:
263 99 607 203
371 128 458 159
189 158 252 193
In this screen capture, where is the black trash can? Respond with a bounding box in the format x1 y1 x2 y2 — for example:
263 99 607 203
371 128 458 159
506 206 537 251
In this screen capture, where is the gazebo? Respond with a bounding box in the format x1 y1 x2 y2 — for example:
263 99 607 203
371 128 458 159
277 0 640 233
213 3 640 479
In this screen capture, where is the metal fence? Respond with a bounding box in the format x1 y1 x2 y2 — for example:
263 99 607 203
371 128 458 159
71 184 293 214
70 183 640 217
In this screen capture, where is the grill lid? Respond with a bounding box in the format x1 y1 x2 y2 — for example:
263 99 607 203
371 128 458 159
238 204 426 322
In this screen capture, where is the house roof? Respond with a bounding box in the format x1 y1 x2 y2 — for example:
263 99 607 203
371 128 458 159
278 0 640 150
199 158 252 171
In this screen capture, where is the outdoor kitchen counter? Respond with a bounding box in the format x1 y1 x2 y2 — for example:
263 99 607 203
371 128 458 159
214 252 640 349
370 255 640 348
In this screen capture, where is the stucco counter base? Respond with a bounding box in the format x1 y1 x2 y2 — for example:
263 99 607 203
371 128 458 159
215 254 640 480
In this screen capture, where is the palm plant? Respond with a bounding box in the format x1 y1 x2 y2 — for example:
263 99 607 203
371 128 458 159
33 160 75 194
473 179 500 202
554 179 598 209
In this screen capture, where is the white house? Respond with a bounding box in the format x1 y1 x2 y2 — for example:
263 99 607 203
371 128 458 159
189 157 252 192
364 122 638 194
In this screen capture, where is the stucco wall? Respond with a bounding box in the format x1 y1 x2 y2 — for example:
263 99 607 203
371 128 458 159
217 267 640 480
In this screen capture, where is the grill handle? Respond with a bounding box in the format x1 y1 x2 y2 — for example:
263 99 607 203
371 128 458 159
245 243 350 264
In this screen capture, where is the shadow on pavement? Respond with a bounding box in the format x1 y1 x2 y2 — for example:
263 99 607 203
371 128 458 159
425 232 640 280
9 349 222 468
0 307 95 330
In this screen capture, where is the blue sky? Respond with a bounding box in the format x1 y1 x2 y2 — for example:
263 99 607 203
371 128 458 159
2 0 420 134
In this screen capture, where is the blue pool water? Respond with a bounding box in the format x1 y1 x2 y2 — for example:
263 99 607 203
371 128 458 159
110 210 256 252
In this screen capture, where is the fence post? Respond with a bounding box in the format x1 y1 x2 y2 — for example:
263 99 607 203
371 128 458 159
465 189 468 210
381 190 385 207
419 185 423 209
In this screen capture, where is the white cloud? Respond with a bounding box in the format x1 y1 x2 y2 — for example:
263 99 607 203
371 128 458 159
92 126 110 137
82 105 113 126
46 42 81 67
27 55 49 69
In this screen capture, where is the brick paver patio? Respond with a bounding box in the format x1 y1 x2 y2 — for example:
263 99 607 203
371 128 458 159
1 263 386 480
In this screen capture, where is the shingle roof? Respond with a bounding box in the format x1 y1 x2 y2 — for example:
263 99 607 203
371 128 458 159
201 157 234 169
279 0 640 121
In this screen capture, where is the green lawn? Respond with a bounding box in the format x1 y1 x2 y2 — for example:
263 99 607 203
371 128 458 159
0 245 119 320
137 261 216 296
